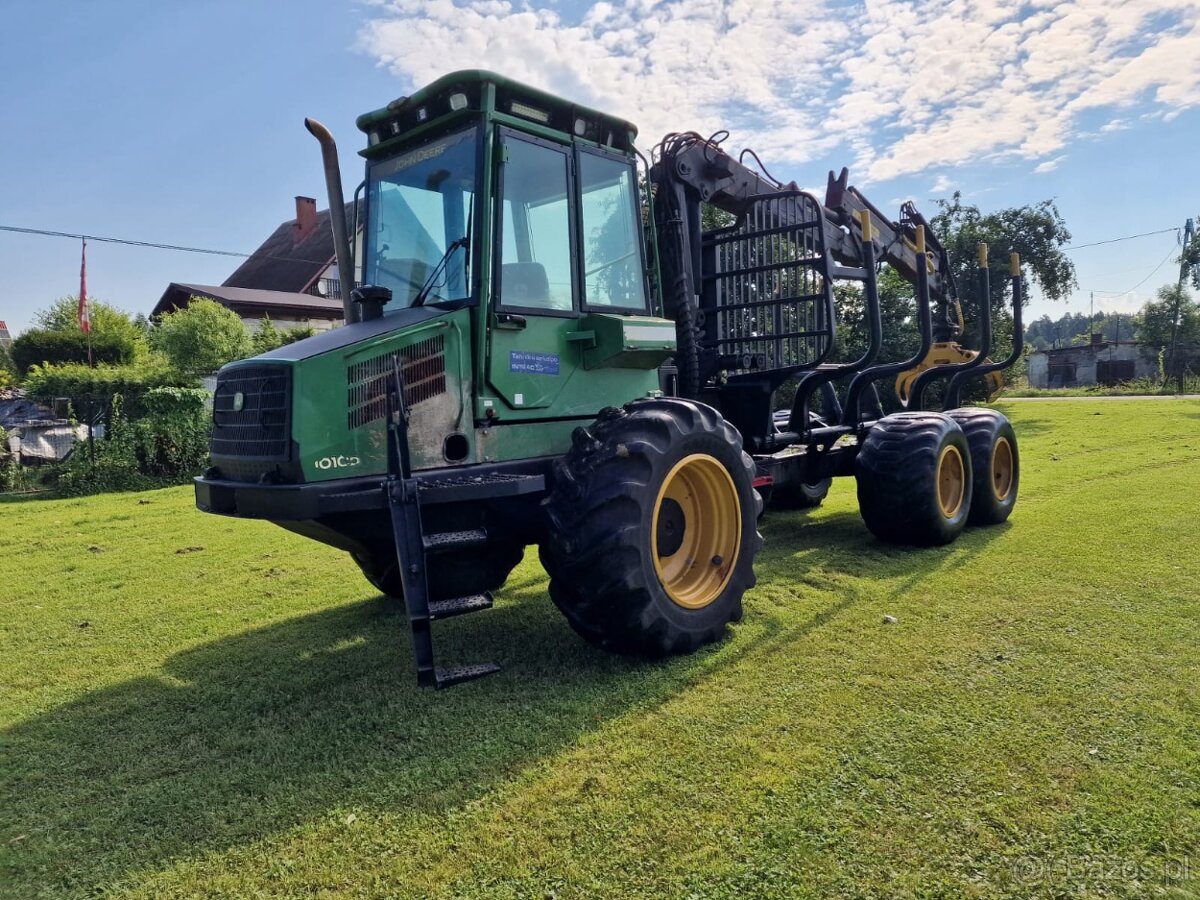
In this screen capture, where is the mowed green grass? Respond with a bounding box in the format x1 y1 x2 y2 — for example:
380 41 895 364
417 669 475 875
2 400 1199 899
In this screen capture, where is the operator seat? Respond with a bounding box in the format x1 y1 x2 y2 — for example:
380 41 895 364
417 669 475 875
501 262 550 307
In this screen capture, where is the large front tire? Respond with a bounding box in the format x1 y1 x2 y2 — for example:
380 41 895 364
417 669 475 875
541 399 762 656
855 412 973 546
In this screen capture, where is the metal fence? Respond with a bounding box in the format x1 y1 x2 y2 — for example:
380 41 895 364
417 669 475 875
1 394 111 495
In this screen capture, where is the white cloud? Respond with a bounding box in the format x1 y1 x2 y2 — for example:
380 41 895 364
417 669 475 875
930 174 953 193
357 0 1200 183
1033 155 1067 173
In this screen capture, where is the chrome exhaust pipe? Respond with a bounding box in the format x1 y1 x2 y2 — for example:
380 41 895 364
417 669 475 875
304 117 359 325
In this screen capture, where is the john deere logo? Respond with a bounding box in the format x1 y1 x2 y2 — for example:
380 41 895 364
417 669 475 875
232 391 245 412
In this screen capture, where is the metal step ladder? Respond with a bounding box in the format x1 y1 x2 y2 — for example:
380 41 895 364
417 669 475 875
383 360 541 688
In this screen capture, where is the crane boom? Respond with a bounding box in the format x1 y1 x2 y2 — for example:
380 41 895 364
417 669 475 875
654 138 957 301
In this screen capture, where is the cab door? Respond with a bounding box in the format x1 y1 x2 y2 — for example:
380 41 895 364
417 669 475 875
486 129 581 417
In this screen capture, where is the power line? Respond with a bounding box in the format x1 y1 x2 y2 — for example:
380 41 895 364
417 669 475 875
0 224 333 267
1089 241 1180 299
1061 227 1178 252
0 219 1185 270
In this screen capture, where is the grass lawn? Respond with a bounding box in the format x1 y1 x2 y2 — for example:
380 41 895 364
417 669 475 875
2 400 1199 899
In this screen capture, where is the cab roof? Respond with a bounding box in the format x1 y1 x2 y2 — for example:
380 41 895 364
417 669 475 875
355 69 639 148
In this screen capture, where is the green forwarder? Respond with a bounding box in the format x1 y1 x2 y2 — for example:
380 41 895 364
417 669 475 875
196 70 1023 687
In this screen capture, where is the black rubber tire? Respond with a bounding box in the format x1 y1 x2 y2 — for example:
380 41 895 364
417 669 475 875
945 407 1019 525
353 543 524 602
540 398 762 656
767 477 832 510
855 412 973 546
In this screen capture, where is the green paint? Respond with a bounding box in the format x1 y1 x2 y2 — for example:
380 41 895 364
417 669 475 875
220 71 668 485
579 313 676 370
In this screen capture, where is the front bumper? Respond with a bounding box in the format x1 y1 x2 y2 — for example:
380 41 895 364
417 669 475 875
195 456 557 522
195 474 387 520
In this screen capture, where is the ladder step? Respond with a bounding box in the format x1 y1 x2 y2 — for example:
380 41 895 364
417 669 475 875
418 472 545 505
422 528 488 552
428 593 493 620
434 663 501 688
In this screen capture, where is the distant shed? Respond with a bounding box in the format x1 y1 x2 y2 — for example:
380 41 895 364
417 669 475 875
1028 337 1158 388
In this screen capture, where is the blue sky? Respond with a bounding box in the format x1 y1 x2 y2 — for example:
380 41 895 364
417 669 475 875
2 0 1197 336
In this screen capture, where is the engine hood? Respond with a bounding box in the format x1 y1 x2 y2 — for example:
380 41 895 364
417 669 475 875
245 303 458 365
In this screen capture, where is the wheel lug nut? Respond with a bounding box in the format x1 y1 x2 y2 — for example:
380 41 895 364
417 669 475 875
711 555 723 566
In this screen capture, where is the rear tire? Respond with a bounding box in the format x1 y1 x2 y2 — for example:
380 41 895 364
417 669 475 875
855 412 973 546
945 407 1018 525
767 477 831 510
540 398 762 656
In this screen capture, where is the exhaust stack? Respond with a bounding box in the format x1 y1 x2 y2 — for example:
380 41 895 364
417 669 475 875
304 117 359 325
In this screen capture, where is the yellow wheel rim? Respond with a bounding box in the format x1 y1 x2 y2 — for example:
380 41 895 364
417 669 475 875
651 454 741 609
991 436 1014 501
937 445 966 519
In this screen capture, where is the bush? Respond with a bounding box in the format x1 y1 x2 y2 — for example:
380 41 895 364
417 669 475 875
50 389 212 496
23 359 197 419
10 329 139 375
1 455 29 493
152 298 250 376
0 343 17 388
131 387 211 477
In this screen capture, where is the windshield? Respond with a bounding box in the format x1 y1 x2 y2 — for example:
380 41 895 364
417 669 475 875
366 125 477 310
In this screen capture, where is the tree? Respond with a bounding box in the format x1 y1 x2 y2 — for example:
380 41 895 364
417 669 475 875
834 268 919 364
249 316 317 355
1139 284 1199 389
151 298 250 376
932 193 1076 360
1181 228 1200 291
33 295 148 354
0 341 17 388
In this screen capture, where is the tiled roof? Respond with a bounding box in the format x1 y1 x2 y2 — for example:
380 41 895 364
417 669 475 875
151 283 344 320
222 201 359 293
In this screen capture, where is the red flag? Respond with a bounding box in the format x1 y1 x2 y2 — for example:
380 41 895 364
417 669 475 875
78 238 91 333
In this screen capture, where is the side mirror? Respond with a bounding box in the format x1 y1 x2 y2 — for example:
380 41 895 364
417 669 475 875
351 285 391 322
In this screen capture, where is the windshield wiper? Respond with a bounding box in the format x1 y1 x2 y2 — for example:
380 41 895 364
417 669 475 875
412 237 468 308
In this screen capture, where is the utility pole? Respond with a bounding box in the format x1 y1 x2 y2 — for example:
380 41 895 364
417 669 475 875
1165 218 1195 389
1180 218 1196 288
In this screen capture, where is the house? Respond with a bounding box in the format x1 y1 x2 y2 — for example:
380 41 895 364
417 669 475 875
152 283 344 333
224 196 362 301
151 196 361 331
0 320 11 349
1027 336 1158 388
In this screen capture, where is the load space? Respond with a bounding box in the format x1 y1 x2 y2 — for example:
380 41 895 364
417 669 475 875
194 70 1023 687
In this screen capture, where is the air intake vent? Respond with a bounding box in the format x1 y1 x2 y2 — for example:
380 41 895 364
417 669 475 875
348 335 446 430
210 364 292 469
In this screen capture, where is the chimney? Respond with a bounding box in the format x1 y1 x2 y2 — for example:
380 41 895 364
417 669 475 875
294 196 318 242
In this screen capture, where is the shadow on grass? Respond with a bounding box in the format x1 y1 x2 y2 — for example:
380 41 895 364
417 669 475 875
4 560 811 896
0 490 56 505
758 506 1009 603
994 415 1056 437
3 505 1004 895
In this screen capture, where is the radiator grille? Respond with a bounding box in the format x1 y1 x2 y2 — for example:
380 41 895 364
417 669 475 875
210 365 292 460
347 335 446 430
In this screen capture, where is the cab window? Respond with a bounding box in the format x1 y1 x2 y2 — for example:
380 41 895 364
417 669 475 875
579 152 647 311
498 136 575 312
